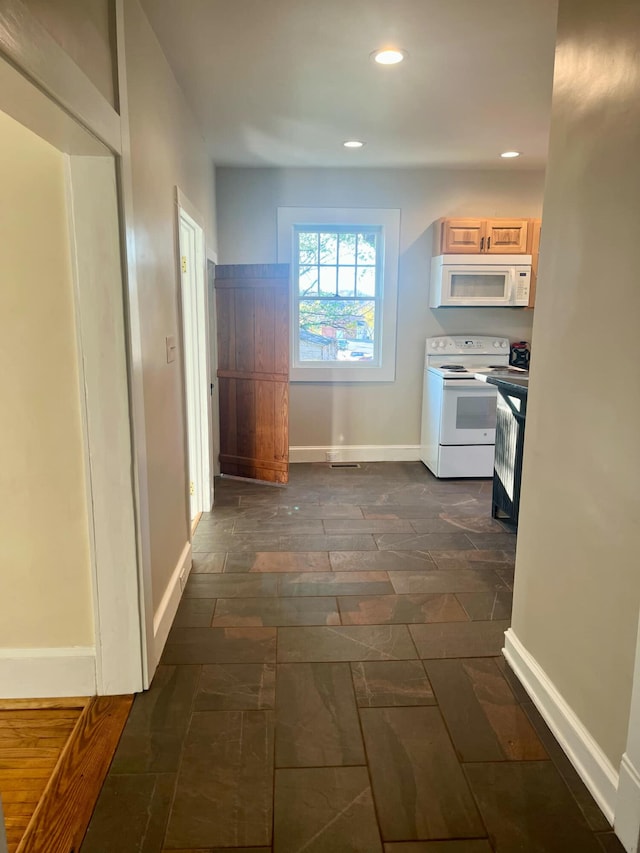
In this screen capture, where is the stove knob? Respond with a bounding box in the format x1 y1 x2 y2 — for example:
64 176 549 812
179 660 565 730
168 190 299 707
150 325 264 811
493 341 500 348
500 341 508 349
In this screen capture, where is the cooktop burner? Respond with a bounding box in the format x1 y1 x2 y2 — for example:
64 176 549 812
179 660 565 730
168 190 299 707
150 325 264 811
441 364 467 371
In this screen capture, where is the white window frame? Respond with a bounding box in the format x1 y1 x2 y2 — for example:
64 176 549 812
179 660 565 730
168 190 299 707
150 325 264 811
277 207 400 382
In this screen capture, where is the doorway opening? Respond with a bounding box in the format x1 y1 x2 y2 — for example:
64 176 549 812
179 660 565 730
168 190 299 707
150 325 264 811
0 55 144 697
176 190 213 526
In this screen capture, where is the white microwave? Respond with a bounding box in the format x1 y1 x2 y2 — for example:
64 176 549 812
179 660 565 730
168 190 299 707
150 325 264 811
430 254 532 307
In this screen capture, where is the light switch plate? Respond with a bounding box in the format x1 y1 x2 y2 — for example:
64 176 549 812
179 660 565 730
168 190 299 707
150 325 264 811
166 335 177 363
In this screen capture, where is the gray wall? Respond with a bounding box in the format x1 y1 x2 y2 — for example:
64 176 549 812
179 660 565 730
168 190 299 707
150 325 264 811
216 167 544 449
23 0 116 106
513 0 640 767
125 0 216 612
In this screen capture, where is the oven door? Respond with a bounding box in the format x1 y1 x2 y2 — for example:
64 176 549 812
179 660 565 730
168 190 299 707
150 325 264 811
440 379 497 444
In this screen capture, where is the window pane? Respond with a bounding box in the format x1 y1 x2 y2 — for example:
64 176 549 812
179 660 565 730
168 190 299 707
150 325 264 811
357 233 377 264
319 266 337 296
299 265 318 296
299 299 375 362
298 231 318 265
319 232 338 264
338 266 356 297
356 266 376 297
338 233 356 264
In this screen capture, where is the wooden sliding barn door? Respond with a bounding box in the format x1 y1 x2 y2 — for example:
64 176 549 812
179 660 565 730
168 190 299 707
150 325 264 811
215 264 289 484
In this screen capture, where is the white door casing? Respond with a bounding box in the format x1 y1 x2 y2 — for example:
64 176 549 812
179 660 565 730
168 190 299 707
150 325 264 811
0 21 146 696
65 154 144 695
176 189 213 518
180 215 200 521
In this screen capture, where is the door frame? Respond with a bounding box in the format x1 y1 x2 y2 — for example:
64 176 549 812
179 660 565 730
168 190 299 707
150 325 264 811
176 188 214 518
0 44 145 695
616 612 640 850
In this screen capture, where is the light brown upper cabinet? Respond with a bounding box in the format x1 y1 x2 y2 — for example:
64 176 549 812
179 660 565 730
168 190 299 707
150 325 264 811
433 217 531 255
437 218 485 253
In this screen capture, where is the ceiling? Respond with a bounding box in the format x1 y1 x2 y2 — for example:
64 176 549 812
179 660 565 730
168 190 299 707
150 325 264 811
139 0 558 169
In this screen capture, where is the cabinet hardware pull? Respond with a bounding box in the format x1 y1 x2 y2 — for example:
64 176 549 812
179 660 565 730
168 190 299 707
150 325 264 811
480 237 484 251
487 237 491 250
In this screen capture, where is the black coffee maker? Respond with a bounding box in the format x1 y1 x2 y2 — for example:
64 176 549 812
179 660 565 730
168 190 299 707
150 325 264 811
509 341 530 369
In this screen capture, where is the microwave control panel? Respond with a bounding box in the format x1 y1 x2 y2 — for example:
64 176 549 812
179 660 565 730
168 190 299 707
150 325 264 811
514 267 531 303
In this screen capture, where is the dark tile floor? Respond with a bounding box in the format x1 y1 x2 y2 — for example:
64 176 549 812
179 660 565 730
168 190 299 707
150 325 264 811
81 462 625 853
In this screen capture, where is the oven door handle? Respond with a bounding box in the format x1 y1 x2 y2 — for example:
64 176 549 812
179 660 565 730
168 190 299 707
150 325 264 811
442 379 497 390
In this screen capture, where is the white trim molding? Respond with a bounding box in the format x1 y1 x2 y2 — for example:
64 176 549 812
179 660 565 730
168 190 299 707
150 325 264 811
176 188 214 517
616 754 640 852
114 0 155 688
504 628 618 823
289 445 421 464
0 647 96 698
153 542 192 668
615 594 640 852
65 155 145 696
0 0 121 153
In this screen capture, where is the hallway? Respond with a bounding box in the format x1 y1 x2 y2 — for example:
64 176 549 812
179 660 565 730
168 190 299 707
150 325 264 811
81 463 621 852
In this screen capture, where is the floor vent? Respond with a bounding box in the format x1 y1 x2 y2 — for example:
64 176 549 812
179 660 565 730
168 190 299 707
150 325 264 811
329 462 361 468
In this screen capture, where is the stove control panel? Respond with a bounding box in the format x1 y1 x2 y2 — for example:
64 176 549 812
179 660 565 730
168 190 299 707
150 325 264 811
426 336 509 355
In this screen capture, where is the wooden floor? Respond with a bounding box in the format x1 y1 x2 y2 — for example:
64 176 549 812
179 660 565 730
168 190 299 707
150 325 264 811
0 695 132 853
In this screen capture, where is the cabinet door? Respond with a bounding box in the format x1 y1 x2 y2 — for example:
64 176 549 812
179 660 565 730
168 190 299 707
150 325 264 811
485 219 529 253
441 218 485 253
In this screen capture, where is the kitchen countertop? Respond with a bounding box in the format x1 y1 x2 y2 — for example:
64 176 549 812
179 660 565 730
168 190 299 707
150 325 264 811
474 370 529 396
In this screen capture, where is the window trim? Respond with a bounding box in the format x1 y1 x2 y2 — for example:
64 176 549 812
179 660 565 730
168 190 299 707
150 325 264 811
277 207 400 382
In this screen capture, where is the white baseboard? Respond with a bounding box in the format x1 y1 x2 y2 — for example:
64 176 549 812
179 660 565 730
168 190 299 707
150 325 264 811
504 628 618 824
152 541 192 667
289 445 421 464
0 647 96 698
615 754 640 851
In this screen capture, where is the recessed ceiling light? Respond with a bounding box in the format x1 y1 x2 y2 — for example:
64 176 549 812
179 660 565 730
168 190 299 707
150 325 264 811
500 151 521 158
372 48 407 65
343 140 365 149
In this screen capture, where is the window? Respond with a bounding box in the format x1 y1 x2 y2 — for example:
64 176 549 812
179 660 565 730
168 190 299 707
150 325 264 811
277 207 400 382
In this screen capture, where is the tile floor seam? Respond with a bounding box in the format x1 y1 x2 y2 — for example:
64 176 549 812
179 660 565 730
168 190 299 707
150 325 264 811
433 701 491 830
159 663 202 851
349 656 386 850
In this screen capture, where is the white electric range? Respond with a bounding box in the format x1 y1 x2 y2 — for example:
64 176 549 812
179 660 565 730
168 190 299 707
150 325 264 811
420 335 524 478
